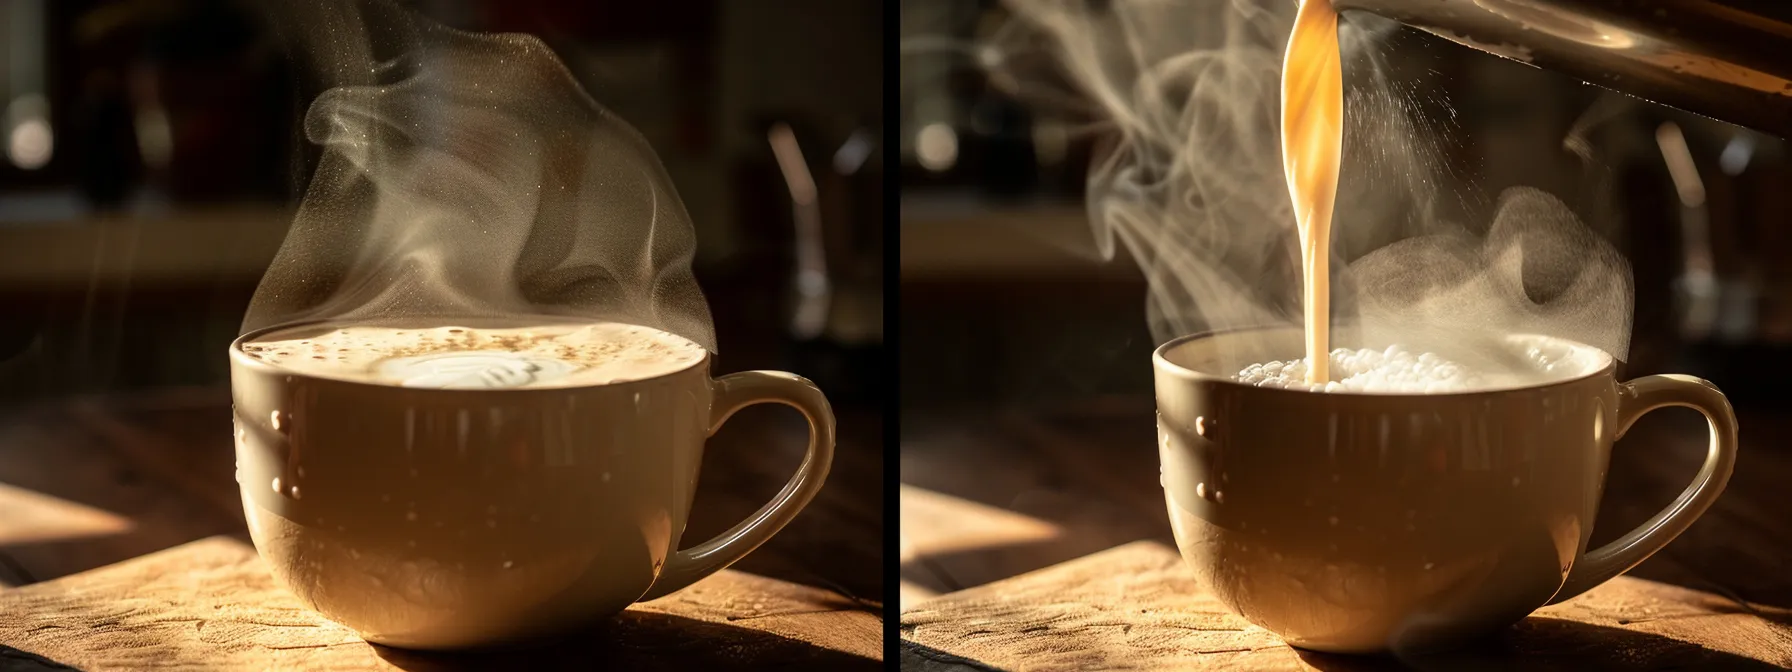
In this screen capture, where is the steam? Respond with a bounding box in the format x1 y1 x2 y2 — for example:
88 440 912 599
987 0 1631 362
246 0 715 351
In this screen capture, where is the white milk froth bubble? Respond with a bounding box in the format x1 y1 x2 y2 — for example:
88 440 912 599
1235 342 1589 393
240 321 706 389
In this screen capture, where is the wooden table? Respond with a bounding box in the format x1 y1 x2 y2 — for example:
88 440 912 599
900 399 1792 670
0 388 884 669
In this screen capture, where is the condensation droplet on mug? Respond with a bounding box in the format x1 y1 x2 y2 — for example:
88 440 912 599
1424 562 1435 570
487 519 498 529
296 466 306 478
271 476 283 495
1512 476 1522 487
1194 416 1208 437
1213 490 1225 504
601 472 612 483
406 511 418 522
1328 515 1339 527
1194 482 1208 500
270 410 286 432
289 485 302 500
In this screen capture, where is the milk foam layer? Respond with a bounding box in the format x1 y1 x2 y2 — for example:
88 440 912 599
241 321 705 389
1235 344 1573 393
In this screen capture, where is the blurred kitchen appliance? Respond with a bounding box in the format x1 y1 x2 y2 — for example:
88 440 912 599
1332 0 1792 138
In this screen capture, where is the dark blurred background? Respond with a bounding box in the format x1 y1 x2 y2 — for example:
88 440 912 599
0 0 884 609
0 0 884 401
897 0 1792 619
900 0 1790 412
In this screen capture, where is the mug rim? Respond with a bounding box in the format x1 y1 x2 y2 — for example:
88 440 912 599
228 317 712 393
1152 326 1617 398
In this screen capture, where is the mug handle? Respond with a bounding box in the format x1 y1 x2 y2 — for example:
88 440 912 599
639 371 836 601
1548 374 1738 604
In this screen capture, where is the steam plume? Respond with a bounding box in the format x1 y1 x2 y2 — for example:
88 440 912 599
246 0 716 351
986 0 1631 362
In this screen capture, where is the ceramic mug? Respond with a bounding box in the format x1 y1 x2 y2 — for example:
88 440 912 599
1153 327 1737 653
228 321 835 650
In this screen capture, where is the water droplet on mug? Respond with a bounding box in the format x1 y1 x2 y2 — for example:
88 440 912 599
601 472 611 483
405 511 418 522
289 486 302 500
502 560 514 569
297 466 306 478
270 411 286 432
1328 515 1339 526
486 519 497 529
1195 482 1208 500
271 477 283 494
1424 562 1435 570
1213 490 1225 504
1195 416 1210 436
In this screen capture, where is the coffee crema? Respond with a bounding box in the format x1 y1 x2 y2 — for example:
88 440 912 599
240 321 705 389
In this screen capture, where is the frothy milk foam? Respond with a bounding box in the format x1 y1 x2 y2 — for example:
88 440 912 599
240 321 705 389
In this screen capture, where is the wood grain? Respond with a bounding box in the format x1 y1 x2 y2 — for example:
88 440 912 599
0 536 881 671
901 541 1792 671
0 404 243 587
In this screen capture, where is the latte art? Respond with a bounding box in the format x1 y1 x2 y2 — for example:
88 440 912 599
379 352 579 389
240 320 705 388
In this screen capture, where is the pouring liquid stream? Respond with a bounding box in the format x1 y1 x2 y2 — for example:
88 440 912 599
1282 0 1344 384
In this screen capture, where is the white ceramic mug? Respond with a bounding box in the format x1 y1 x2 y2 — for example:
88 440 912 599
229 321 835 650
1154 327 1737 653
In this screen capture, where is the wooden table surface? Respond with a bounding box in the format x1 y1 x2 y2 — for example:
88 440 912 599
900 398 1792 670
0 386 884 670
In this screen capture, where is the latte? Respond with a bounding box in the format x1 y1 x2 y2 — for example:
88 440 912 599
239 320 706 389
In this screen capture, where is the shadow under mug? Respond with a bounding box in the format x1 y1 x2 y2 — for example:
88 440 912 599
228 322 835 650
1153 327 1737 654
